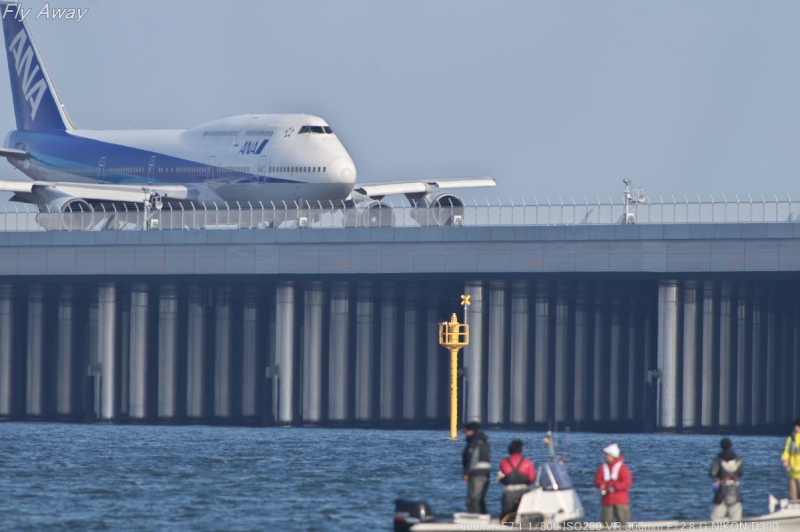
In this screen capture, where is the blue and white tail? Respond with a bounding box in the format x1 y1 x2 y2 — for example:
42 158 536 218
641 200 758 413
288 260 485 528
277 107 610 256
0 2 72 131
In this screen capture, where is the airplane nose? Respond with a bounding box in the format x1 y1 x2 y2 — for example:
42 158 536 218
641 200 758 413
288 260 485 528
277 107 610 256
329 157 357 184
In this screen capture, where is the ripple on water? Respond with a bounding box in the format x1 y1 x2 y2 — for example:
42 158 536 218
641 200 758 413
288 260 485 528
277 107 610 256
0 424 790 531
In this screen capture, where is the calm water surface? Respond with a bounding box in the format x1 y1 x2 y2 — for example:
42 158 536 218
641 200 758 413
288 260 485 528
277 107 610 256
0 423 790 531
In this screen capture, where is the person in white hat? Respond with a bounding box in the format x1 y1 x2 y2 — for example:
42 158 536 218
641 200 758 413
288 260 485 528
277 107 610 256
594 442 632 526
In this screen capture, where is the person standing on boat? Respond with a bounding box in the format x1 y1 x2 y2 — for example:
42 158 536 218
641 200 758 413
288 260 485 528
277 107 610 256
594 442 632 527
461 421 491 514
781 418 800 500
709 437 743 521
496 439 536 519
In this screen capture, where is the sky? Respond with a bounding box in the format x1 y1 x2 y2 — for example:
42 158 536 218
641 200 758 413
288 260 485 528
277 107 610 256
1 0 800 204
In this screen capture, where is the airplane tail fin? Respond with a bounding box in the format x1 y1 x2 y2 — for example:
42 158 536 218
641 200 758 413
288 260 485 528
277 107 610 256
0 2 73 131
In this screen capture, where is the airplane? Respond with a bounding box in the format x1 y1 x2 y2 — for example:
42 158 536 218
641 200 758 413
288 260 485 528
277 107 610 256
0 2 494 229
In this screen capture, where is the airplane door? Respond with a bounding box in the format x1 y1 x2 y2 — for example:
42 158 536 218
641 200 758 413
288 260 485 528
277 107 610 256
258 155 268 182
98 156 106 181
207 155 216 183
147 156 156 184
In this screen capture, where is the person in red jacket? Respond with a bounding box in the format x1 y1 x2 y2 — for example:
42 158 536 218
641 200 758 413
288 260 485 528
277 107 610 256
594 442 633 526
497 439 536 519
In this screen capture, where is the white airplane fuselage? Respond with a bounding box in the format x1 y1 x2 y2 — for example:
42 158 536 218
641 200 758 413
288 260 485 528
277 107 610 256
5 113 358 204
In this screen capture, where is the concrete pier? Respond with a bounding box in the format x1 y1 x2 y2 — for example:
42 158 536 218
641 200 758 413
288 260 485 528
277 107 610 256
379 284 398 421
158 284 178 420
186 286 206 420
328 282 349 422
1 221 799 432
241 288 259 419
657 280 678 429
0 285 13 417
129 284 148 419
26 284 44 417
464 281 484 423
97 284 117 421
509 280 529 425
57 285 74 417
402 286 419 421
302 282 324 423
681 281 698 428
356 283 374 421
276 282 295 424
487 281 506 425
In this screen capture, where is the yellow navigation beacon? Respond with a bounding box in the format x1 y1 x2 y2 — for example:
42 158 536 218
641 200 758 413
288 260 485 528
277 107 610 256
438 312 469 440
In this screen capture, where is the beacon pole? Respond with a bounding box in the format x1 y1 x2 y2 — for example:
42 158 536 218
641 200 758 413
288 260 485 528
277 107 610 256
438 299 470 440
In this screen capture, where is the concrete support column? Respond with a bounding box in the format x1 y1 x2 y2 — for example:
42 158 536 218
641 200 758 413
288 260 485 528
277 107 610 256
119 292 130 417
158 284 178 420
97 283 117 421
626 295 639 421
302 282 325 423
701 281 716 427
328 282 349 422
736 285 749 426
487 281 506 425
657 280 679 429
356 283 375 421
0 285 13 416
241 288 259 418
403 286 419 421
765 294 778 425
718 282 732 427
88 294 99 417
186 286 206 419
379 283 398 421
554 284 569 423
275 282 296 424
464 281 484 423
751 292 762 426
425 287 441 421
608 296 622 422
26 284 44 417
593 290 606 422
573 284 588 423
534 281 550 424
214 287 232 419
129 284 149 419
510 280 529 425
681 281 698 427
57 285 74 417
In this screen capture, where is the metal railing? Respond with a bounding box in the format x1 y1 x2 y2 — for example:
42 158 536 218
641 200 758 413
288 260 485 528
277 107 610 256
1 194 800 231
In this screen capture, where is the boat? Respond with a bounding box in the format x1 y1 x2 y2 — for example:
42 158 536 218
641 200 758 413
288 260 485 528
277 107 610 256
393 433 800 532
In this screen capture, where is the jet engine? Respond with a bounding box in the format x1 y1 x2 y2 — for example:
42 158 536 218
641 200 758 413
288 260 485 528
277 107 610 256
35 196 99 231
343 198 394 227
408 192 464 227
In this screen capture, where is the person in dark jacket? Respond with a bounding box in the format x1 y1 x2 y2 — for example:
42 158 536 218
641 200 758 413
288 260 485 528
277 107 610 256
461 421 491 514
497 439 536 519
709 438 743 521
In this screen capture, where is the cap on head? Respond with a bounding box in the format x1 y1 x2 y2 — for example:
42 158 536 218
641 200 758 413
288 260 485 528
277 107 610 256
462 421 481 432
720 438 733 450
794 418 800 429
603 443 620 459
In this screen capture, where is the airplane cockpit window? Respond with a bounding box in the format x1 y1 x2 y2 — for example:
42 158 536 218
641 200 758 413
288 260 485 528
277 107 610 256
298 125 334 134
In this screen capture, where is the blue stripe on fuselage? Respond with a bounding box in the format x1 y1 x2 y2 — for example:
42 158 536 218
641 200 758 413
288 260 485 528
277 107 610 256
6 130 300 185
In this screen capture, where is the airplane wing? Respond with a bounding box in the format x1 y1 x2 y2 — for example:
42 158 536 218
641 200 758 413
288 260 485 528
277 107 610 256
354 177 495 199
0 179 204 203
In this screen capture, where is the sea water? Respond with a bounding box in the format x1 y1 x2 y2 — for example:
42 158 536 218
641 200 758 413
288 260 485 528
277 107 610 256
0 423 790 531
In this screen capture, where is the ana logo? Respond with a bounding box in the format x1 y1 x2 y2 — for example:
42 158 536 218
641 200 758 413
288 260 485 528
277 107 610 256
8 29 47 121
237 139 269 155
